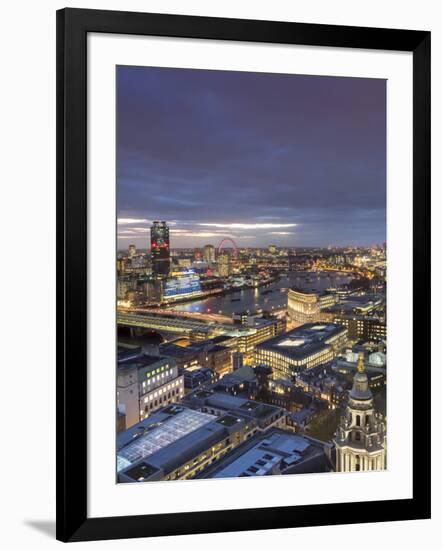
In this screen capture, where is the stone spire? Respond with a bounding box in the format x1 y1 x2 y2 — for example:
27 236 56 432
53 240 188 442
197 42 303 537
357 351 365 373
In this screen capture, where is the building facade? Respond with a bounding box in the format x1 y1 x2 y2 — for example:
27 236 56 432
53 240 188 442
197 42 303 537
117 352 184 430
117 405 257 482
218 253 231 277
162 270 202 302
254 323 348 379
334 353 386 471
151 221 170 278
288 288 337 324
203 244 215 264
331 314 387 342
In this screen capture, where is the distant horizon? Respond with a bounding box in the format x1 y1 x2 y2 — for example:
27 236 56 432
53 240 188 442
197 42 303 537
117 66 386 249
117 242 385 253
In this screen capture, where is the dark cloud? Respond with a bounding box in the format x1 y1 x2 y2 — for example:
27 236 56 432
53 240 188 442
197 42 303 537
117 66 386 247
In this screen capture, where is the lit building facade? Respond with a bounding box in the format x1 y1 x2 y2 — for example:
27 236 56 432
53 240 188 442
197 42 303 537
228 317 287 360
117 405 257 482
331 314 386 342
117 352 184 430
334 353 386 472
203 244 215 264
254 323 347 378
218 253 231 277
162 270 202 302
151 221 170 278
116 276 136 300
288 288 338 324
160 338 232 377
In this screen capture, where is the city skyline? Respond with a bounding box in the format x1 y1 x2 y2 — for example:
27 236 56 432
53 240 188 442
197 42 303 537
117 220 385 254
117 66 386 249
116 65 387 483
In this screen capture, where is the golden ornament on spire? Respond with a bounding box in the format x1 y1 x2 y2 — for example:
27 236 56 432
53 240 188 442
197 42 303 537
357 352 365 373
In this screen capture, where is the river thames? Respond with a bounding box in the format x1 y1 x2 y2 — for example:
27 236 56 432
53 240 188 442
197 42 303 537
165 271 354 316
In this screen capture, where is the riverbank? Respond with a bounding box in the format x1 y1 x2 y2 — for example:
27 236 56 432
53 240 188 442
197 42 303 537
164 271 354 316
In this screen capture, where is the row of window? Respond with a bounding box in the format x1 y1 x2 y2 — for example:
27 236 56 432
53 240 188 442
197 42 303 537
143 367 174 386
141 388 180 415
142 380 183 403
255 348 333 370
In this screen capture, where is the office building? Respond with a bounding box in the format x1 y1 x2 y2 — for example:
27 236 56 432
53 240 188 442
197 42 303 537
320 294 386 342
117 405 257 482
151 221 170 278
288 288 338 324
162 270 202 302
218 253 231 277
227 317 287 360
128 244 136 258
203 244 216 264
160 337 232 376
331 314 386 342
254 323 347 378
117 350 184 429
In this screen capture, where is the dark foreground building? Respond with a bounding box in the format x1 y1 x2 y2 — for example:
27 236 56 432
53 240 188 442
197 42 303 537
117 404 257 482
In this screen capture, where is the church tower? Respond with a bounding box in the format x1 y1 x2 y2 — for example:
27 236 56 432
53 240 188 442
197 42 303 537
334 352 386 472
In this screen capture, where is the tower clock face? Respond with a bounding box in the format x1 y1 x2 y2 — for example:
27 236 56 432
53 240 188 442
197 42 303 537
157 238 164 246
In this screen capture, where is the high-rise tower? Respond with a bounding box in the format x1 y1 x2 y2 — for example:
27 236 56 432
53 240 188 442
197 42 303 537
334 352 386 472
150 221 170 278
203 244 215 265
217 253 231 278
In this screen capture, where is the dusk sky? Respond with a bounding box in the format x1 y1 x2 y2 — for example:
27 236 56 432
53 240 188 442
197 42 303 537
117 66 386 249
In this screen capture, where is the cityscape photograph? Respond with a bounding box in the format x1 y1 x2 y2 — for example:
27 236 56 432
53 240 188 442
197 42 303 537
116 65 387 483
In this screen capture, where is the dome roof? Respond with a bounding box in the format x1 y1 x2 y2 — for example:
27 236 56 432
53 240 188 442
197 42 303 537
369 351 386 366
349 371 372 400
349 352 373 401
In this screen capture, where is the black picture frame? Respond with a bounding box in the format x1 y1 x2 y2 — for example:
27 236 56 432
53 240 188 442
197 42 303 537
56 7 431 543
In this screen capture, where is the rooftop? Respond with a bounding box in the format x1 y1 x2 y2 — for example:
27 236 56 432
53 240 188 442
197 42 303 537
117 346 143 363
117 406 250 481
158 343 197 358
219 366 257 383
117 353 171 372
198 429 329 479
256 323 346 359
117 406 214 472
185 391 284 424
289 287 332 296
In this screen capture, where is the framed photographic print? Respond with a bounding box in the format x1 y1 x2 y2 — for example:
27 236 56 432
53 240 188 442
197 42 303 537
56 8 431 542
